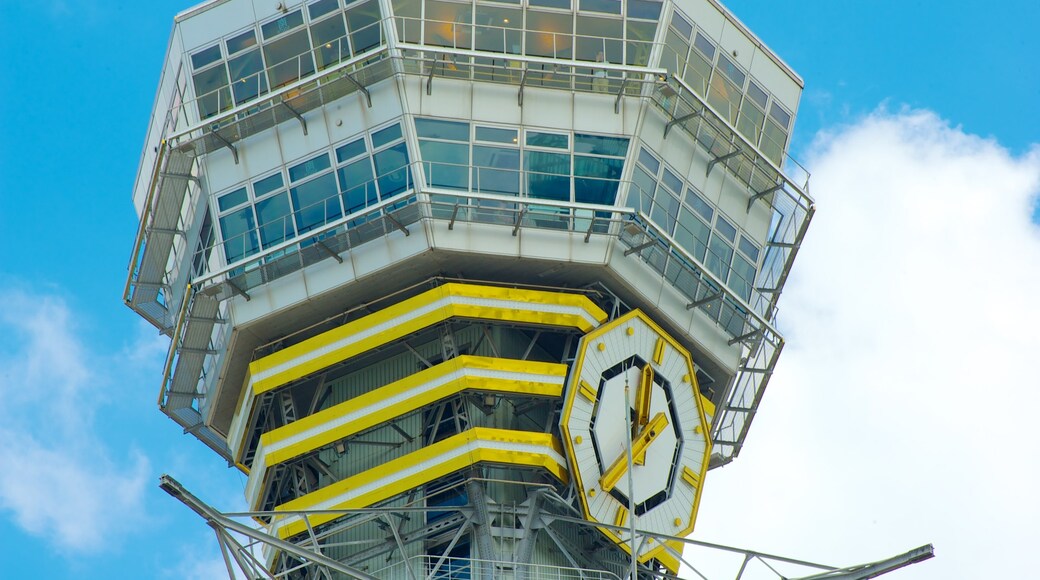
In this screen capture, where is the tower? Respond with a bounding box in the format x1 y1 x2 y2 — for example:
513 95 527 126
126 0 817 577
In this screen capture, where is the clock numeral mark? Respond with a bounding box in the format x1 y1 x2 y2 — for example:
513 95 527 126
681 466 701 488
614 506 629 528
653 337 666 365
579 380 597 402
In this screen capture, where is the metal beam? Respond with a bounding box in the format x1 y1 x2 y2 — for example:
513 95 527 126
158 172 201 186
281 100 308 135
747 183 784 212
706 149 743 178
517 68 528 106
339 70 372 107
614 76 629 114
208 129 239 164
315 239 343 263
159 475 380 580
512 208 526 236
624 239 656 256
687 291 722 309
226 278 250 301
728 327 764 346
791 545 934 580
384 212 410 236
664 109 702 139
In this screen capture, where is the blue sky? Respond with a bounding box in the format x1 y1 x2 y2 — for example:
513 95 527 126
0 1 1037 578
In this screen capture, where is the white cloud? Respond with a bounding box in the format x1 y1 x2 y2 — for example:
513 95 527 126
693 108 1040 578
0 290 152 553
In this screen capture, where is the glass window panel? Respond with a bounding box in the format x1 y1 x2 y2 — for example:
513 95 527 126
345 0 383 53
662 29 690 76
226 30 258 55
291 173 341 232
218 187 248 212
715 215 737 241
525 151 570 201
528 0 570 8
393 0 421 43
575 15 623 62
574 134 628 156
737 101 765 144
415 117 470 140
580 0 620 15
706 235 732 280
373 142 411 197
254 173 284 197
630 167 655 214
625 20 655 65
289 153 332 182
336 138 367 162
262 10 304 39
670 13 692 39
662 168 682 194
684 188 713 221
219 207 259 262
574 177 619 204
707 73 741 123
475 126 518 144
191 45 222 70
338 158 377 213
730 253 756 300
637 147 660 174
627 0 662 20
419 141 469 189
472 145 520 195
769 102 792 128
718 54 746 87
526 131 569 149
693 32 715 60
525 11 573 58
228 49 267 104
311 14 349 69
651 188 679 232
747 80 768 108
475 6 522 53
674 208 710 261
309 0 341 18
762 119 788 164
255 191 295 247
371 123 403 148
193 65 230 118
738 235 760 262
263 29 315 87
683 50 711 95
574 155 623 178
424 0 473 49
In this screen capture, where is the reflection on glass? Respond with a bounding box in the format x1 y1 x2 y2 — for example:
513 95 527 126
473 146 519 194
264 29 315 87
526 151 570 201
373 142 411 197
291 173 341 233
311 14 349 69
338 159 377 213
255 192 295 247
419 141 468 189
220 207 259 262
228 49 267 104
346 0 382 52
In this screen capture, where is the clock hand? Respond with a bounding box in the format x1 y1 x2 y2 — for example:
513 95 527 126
599 412 668 493
632 364 654 464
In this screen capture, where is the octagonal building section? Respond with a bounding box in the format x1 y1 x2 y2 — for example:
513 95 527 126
126 0 813 576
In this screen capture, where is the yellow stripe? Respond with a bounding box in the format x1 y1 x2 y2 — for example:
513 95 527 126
578 379 597 402
682 466 701 487
249 283 606 395
252 357 566 507
653 336 666 365
658 540 684 574
273 428 566 538
613 506 628 528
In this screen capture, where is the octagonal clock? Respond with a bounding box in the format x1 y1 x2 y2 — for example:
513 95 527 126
560 309 712 565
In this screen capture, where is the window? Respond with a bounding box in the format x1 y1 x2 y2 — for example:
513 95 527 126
635 146 761 301
213 122 414 264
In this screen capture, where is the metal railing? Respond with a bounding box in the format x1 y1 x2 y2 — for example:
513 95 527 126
373 555 624 580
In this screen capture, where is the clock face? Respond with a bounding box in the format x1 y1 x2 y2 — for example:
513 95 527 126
560 310 711 565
